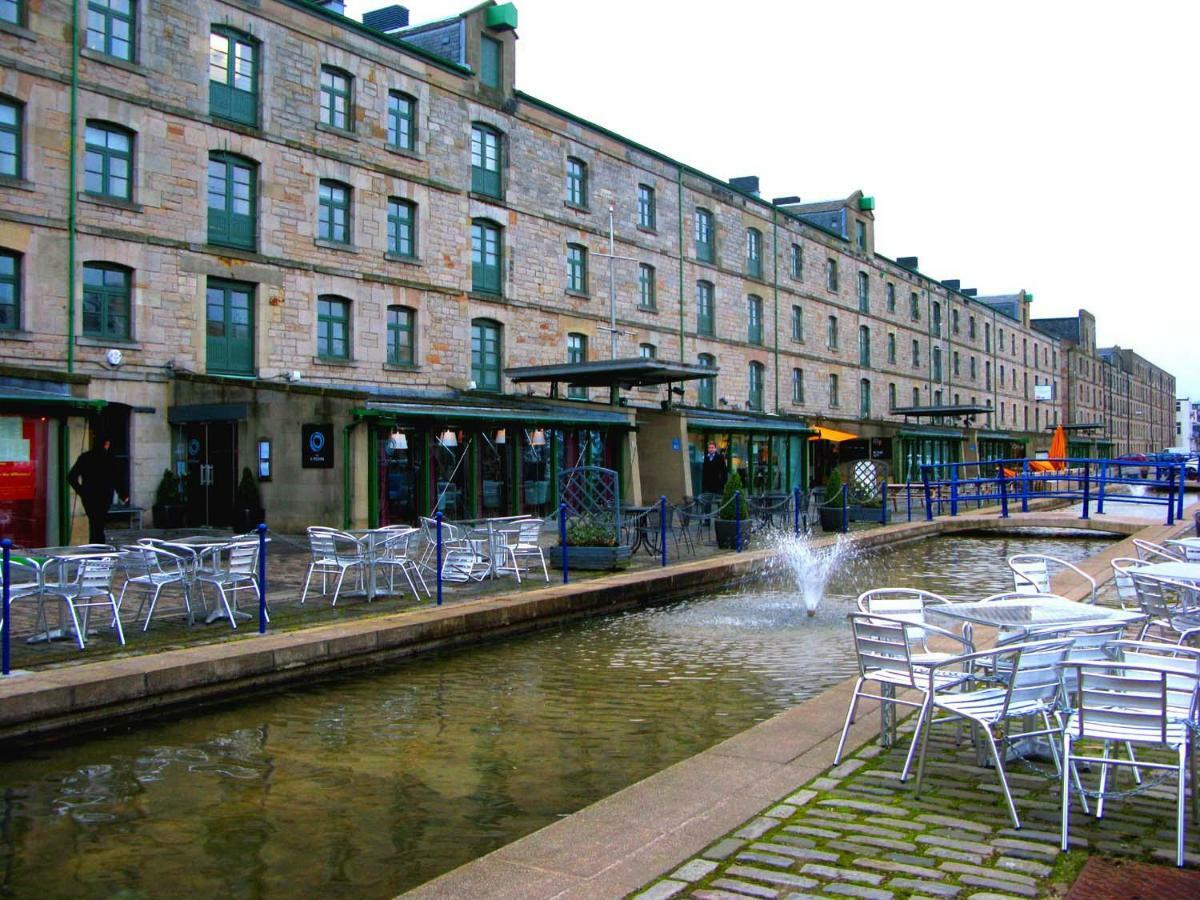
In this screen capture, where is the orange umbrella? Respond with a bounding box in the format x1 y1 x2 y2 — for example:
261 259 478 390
1048 424 1067 472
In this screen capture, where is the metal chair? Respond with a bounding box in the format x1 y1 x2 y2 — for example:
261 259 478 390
906 638 1074 829
1133 538 1183 563
1059 660 1200 866
300 527 367 606
195 540 262 628
40 554 123 649
855 589 961 666
508 517 549 583
373 526 430 599
1110 557 1149 611
1008 554 1097 604
1129 573 1200 644
118 544 194 630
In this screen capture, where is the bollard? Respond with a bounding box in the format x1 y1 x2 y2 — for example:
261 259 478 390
1097 460 1107 514
1081 463 1090 520
1167 480 1176 526
559 503 569 584
734 491 742 552
659 495 668 567
1179 465 1187 521
922 467 933 522
999 471 1009 518
950 466 959 517
793 486 801 536
2 539 10 676
840 483 848 533
1020 460 1030 514
257 523 268 634
881 481 889 527
435 511 444 606
906 481 912 522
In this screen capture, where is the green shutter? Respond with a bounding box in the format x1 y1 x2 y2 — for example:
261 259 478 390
207 279 255 374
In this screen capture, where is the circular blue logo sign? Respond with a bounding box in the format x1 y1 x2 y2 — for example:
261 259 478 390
308 431 326 453
188 438 201 458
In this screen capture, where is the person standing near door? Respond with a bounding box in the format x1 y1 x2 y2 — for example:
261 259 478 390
68 436 122 544
701 441 728 499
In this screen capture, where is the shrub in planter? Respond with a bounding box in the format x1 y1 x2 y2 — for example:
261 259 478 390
232 466 265 533
819 469 847 532
714 471 745 549
152 469 187 529
553 518 631 570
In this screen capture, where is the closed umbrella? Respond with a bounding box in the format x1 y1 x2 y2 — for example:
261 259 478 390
1048 424 1067 472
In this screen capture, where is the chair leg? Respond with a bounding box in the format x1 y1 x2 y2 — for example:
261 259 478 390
1177 745 1187 867
833 681 864 765
221 586 237 629
982 728 1021 829
109 592 125 645
300 564 317 604
901 695 932 783
143 585 163 631
911 701 938 793
1061 733 1073 852
1096 741 1113 819
65 601 86 650
331 568 348 606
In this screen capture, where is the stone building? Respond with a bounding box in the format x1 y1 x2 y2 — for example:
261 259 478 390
0 0 1180 540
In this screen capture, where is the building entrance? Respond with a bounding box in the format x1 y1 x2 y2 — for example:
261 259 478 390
183 422 238 527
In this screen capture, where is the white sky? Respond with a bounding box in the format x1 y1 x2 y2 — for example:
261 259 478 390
345 0 1200 400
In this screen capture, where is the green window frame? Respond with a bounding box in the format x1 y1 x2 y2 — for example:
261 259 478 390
857 271 869 312
886 282 895 312
747 294 763 345
790 305 803 342
952 307 960 334
932 301 942 335
471 219 502 294
696 280 714 336
86 0 135 62
566 156 587 207
480 35 502 88
566 243 587 294
470 123 502 198
746 228 762 279
638 184 656 230
387 91 416 151
472 318 502 391
913 386 920 407
859 325 870 367
317 295 350 360
205 278 255 375
827 315 838 350
970 315 977 340
887 332 896 364
318 180 350 244
0 250 19 331
320 67 352 131
0 0 20 25
697 353 715 408
209 27 258 126
638 263 656 309
910 291 920 321
747 361 764 411
82 262 131 339
695 208 714 262
387 197 416 258
888 382 897 411
911 339 920 367
792 368 804 405
953 350 960 377
855 220 866 250
387 305 415 366
790 243 802 279
639 342 657 360
933 347 943 383
829 373 840 408
566 332 587 399
826 258 838 291
207 152 256 250
860 378 871 417
985 322 991 351
84 121 132 200
0 98 20 178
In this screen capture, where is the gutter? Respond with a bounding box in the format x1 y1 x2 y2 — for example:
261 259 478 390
66 1 79 374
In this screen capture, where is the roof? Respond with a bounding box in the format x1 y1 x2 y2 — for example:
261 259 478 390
892 404 991 419
975 294 1024 323
685 408 814 435
505 358 716 389
353 396 632 427
0 383 106 412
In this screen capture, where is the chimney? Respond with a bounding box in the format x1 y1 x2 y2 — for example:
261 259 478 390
940 279 961 291
773 195 802 206
962 288 978 297
364 5 410 32
897 256 919 271
729 176 760 197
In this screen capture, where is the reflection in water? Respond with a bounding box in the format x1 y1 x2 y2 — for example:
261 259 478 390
0 534 1111 898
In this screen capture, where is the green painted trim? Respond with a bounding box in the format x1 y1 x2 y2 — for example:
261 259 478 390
771 209 779 413
677 166 685 362
67 0 79 374
341 421 355 529
858 196 875 211
350 404 630 428
485 3 518 30
366 423 379 527
896 428 965 439
57 420 70 546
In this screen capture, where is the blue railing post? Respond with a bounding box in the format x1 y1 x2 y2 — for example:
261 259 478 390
922 466 933 522
734 491 742 552
793 486 801 536
1167 480 1176 526
435 511 444 605
1097 460 1107 514
659 495 668 567
881 481 889 527
950 465 959 517
841 483 849 534
559 503 569 584
2 539 10 676
999 470 1009 518
1179 465 1186 520
906 481 912 522
1081 463 1090 520
257 523 267 634
1020 460 1030 513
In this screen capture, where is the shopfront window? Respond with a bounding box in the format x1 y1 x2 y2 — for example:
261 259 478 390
377 426 418 525
480 427 511 518
520 427 551 516
0 415 49 547
430 426 467 519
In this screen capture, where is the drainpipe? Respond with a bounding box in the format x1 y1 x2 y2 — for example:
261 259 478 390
67 0 80 373
342 421 357 529
676 166 685 362
57 421 71 545
772 209 779 413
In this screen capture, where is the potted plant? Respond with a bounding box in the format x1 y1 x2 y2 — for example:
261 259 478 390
819 468 846 533
552 518 632 570
152 468 187 529
713 470 745 549
232 466 265 533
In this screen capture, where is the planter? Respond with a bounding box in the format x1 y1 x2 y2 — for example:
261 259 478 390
232 506 266 534
152 503 187 529
551 544 632 570
850 506 884 523
818 505 845 533
713 519 740 550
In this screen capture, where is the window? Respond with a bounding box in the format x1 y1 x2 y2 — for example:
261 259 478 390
696 280 714 336
985 322 991 352
970 355 977 380
953 351 960 377
826 258 838 291
0 250 18 330
790 305 803 342
697 353 715 408
888 382 897 411
747 294 763 345
934 389 943 407
86 0 135 61
859 325 870 367
84 122 132 200
566 243 588 294
206 278 254 375
638 184 656 230
566 333 587 399
209 27 258 125
969 315 976 340
911 339 920 367
387 305 415 366
639 342 657 360
912 386 920 406
827 315 839 350
857 271 869 312
82 263 131 339
886 282 895 313
566 157 587 207
790 244 803 279
855 220 866 250
0 0 19 24
746 227 762 278
932 301 942 335
829 373 840 408
387 92 416 151
480 35 502 88
316 295 350 359
695 208 714 262
748 362 764 411
470 123 502 198
472 318 502 391
933 347 942 382
471 219 502 294
319 67 352 131
999 329 1005 351
909 291 920 320
318 180 351 244
859 378 871 417
638 264 656 310
1 98 21 178
792 368 805 404
986 360 992 389
952 308 960 335
207 153 256 250
387 198 417 258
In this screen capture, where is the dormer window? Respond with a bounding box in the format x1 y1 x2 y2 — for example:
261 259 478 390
480 35 501 88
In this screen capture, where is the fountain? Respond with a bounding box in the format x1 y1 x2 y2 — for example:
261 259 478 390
771 532 858 616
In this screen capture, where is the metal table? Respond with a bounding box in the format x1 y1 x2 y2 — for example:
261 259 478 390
926 597 1143 634
18 548 119 643
1134 561 1200 584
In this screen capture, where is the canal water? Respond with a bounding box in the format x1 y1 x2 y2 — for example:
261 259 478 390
0 533 1112 898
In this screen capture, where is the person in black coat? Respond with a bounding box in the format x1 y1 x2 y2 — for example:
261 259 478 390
700 441 728 497
68 437 122 544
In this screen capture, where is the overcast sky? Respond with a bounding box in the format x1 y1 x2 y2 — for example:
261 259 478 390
345 0 1199 400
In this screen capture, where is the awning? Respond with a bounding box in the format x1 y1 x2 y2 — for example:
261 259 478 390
353 398 632 428
685 409 814 436
897 428 965 439
168 402 248 424
505 357 716 389
892 404 991 418
0 384 106 412
978 431 1022 441
808 426 858 443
